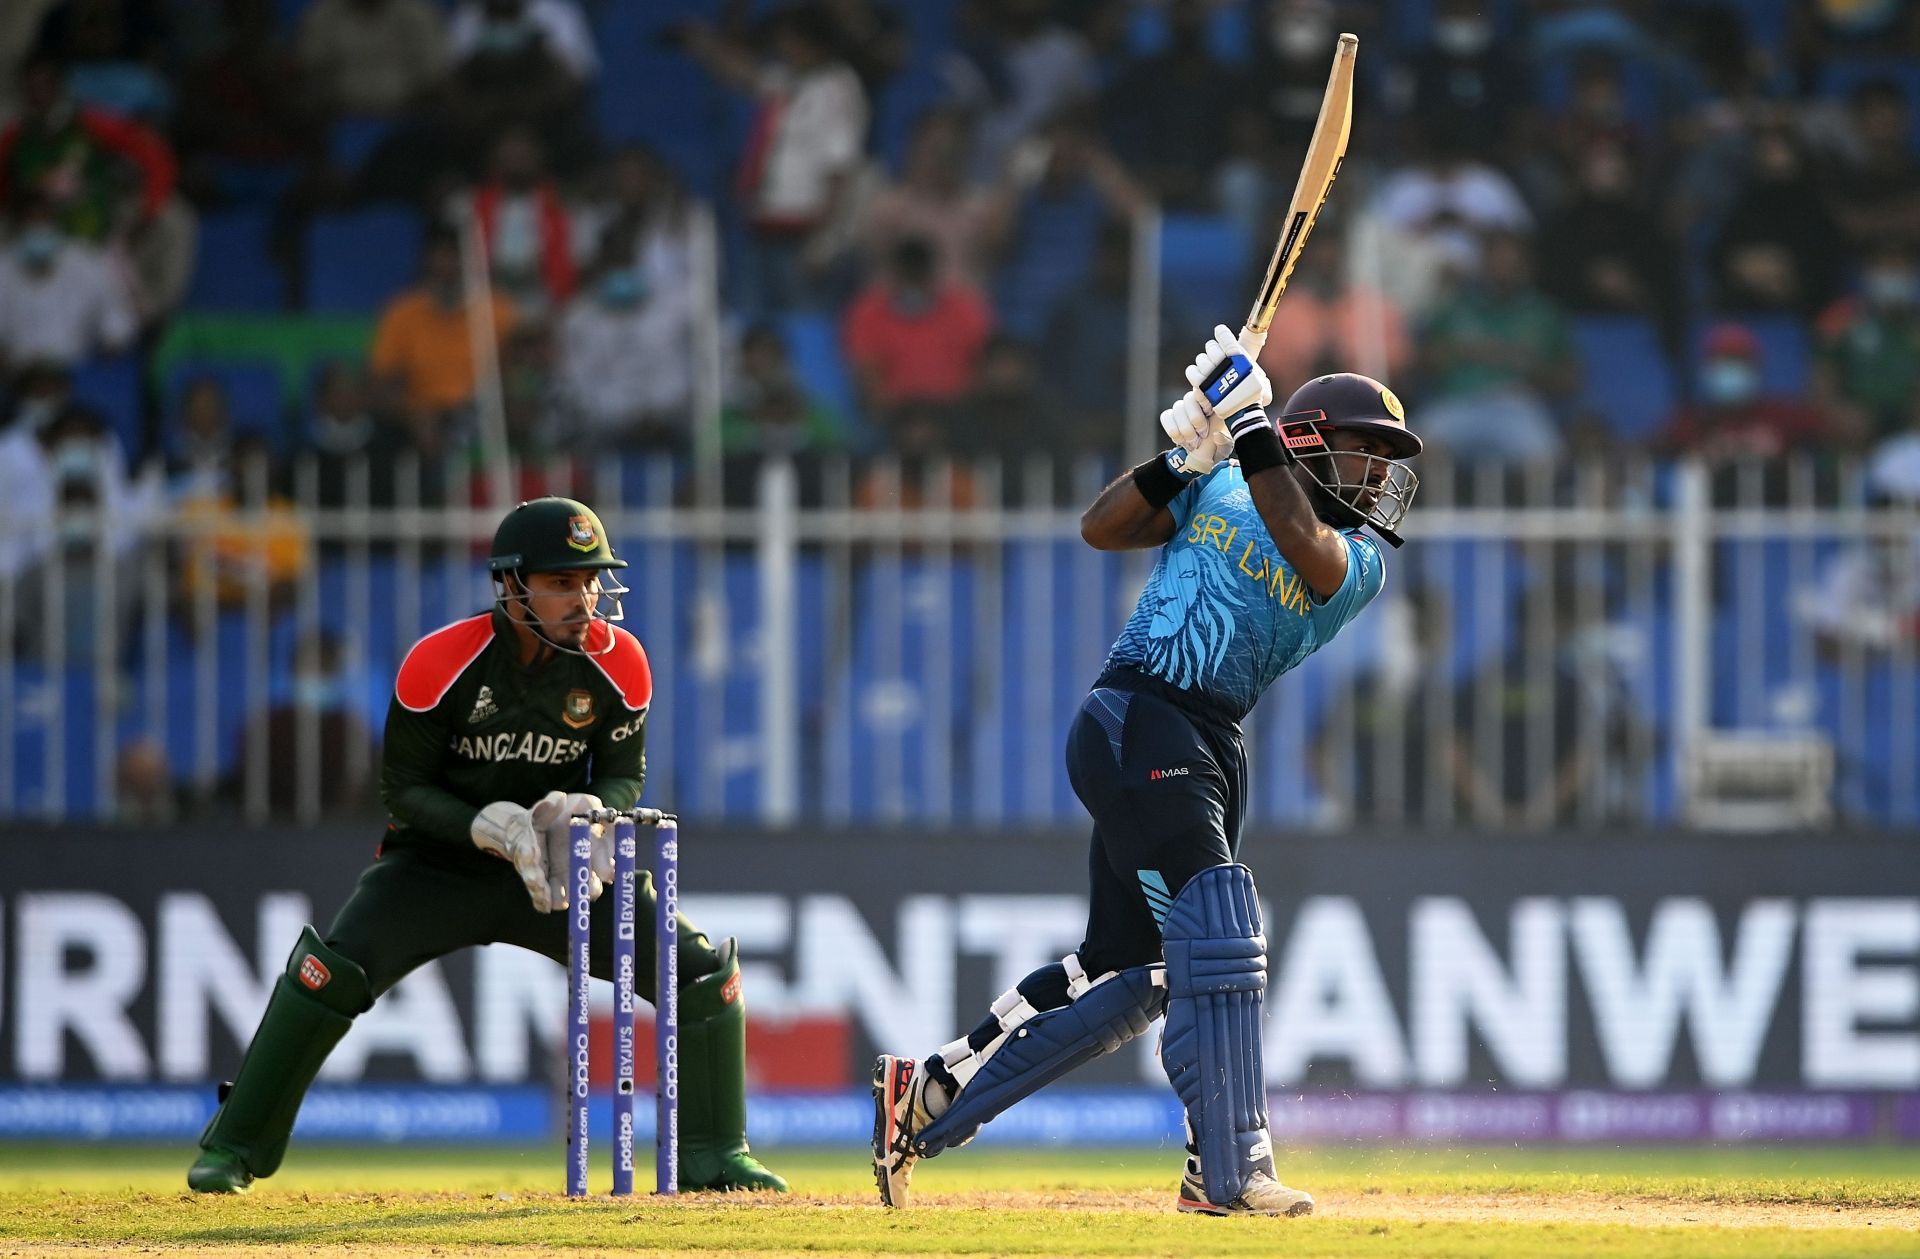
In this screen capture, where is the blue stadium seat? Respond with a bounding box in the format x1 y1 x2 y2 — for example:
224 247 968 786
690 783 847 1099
187 209 285 312
779 312 863 435
328 116 397 172
69 353 146 457
1160 213 1251 316
305 208 423 313
593 0 746 197
165 361 288 453
1572 316 1676 442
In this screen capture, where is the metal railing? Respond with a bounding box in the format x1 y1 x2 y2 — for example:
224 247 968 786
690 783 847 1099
0 450 1910 831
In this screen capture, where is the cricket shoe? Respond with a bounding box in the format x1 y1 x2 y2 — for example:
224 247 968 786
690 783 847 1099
186 1146 254 1194
680 1149 788 1193
1176 1169 1314 1217
871 1055 944 1208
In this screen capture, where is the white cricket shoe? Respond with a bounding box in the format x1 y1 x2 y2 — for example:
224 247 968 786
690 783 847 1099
1177 1168 1315 1217
870 1055 942 1208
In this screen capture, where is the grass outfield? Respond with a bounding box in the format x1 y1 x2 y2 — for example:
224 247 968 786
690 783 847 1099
2 1144 1919 1257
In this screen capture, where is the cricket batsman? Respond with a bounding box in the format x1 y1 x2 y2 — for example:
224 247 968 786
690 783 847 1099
188 496 786 1195
871 328 1419 1215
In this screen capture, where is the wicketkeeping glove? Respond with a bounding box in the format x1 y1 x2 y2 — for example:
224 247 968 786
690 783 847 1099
1184 323 1273 423
471 800 552 913
532 790 611 909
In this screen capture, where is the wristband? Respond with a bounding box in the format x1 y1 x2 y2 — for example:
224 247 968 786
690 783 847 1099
1131 450 1195 510
1231 411 1293 477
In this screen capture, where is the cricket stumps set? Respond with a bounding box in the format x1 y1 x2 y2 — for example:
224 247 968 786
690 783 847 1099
566 807 678 1197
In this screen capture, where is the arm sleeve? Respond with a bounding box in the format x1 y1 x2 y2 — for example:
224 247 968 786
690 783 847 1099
379 696 481 844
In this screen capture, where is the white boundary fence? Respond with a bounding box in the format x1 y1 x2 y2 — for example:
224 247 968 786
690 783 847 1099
0 450 1912 831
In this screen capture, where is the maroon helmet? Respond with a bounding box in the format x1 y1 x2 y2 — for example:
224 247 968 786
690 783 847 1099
1275 372 1421 546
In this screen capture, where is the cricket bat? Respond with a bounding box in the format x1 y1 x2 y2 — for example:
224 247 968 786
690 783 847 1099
1236 33 1357 363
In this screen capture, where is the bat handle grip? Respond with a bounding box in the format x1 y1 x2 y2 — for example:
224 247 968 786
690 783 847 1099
1237 326 1268 364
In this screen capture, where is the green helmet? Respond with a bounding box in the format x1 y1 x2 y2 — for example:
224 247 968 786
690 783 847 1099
488 497 628 576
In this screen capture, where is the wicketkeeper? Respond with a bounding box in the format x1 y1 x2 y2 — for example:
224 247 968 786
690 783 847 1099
872 329 1420 1215
188 496 785 1195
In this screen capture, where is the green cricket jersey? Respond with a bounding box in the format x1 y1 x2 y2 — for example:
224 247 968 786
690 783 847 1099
379 609 652 856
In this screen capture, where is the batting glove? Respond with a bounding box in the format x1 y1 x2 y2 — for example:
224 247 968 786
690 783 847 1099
1184 323 1273 422
1159 393 1233 477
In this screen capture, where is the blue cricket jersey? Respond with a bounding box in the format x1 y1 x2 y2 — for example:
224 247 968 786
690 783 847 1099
1100 461 1386 722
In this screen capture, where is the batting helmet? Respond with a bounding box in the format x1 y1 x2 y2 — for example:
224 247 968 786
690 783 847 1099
1276 372 1421 545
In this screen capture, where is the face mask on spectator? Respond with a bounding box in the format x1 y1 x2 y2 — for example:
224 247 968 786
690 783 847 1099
478 18 535 54
1865 266 1920 310
892 285 934 316
51 439 104 483
1701 358 1759 406
598 268 645 308
293 674 344 710
15 225 62 270
1433 18 1492 55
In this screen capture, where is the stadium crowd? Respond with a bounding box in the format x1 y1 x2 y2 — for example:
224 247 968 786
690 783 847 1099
0 0 1917 822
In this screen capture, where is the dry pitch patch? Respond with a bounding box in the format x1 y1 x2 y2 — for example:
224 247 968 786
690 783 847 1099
3 1145 1919 1257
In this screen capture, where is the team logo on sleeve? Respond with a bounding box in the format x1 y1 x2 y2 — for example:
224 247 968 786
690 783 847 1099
563 689 596 728
298 956 331 991
567 515 599 552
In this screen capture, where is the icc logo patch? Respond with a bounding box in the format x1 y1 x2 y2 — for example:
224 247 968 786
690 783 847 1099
566 514 598 552
563 688 595 729
298 956 331 991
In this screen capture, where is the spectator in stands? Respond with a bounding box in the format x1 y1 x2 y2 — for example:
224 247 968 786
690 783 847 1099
14 400 160 662
299 0 449 119
1828 78 1920 254
174 0 318 174
0 46 175 243
1657 322 1840 488
1257 212 1412 399
1815 239 1920 444
1711 120 1847 318
965 333 1080 466
571 145 693 279
817 0 907 101
1310 583 1452 827
721 323 849 458
1097 0 1236 211
863 108 1004 288
852 401 983 512
303 359 408 508
1253 0 1364 153
369 222 514 458
168 374 235 500
448 0 595 82
844 235 993 428
123 186 195 326
1368 126 1533 280
1538 141 1681 342
454 125 576 318
0 365 68 581
175 433 311 614
230 629 375 814
1448 596 1601 830
1041 221 1132 456
939 0 1095 181
555 220 694 453
436 0 596 176
679 4 869 318
37 0 175 121
1415 229 1578 462
1799 490 1920 661
0 195 137 370
1385 0 1524 157
991 113 1144 341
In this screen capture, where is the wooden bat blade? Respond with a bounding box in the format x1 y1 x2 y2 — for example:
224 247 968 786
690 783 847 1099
1240 32 1357 360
